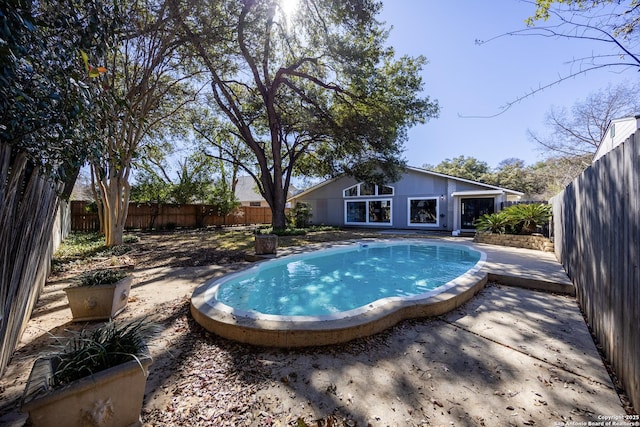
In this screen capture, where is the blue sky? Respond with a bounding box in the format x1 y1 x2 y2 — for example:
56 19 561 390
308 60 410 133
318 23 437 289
379 0 637 169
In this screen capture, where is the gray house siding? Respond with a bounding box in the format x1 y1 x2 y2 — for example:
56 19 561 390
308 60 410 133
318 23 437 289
291 167 523 232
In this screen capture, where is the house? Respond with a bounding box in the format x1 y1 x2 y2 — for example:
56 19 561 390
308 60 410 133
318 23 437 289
288 166 523 234
234 176 298 207
593 115 640 162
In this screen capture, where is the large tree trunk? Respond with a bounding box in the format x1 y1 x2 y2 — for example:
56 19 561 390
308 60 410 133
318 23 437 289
0 143 65 375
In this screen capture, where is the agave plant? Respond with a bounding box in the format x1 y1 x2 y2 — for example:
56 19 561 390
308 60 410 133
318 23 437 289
504 203 552 234
474 211 510 234
50 318 159 388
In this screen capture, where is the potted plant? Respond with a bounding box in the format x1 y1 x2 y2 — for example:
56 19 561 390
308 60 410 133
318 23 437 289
65 268 133 322
21 319 157 427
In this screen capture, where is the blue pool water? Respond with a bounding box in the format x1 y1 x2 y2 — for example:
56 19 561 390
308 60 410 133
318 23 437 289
213 242 482 316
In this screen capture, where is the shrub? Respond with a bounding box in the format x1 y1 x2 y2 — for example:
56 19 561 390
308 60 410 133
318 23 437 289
50 319 158 388
79 269 127 287
287 202 312 228
475 203 552 235
504 203 552 234
474 212 510 234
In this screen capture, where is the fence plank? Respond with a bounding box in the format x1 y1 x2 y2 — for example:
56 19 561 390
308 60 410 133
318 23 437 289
552 131 640 412
70 202 277 232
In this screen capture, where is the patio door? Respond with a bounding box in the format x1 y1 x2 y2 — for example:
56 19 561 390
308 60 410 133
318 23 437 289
460 198 494 229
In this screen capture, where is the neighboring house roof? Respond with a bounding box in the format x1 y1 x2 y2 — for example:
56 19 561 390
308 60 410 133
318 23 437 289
234 176 298 203
289 166 524 200
593 115 640 162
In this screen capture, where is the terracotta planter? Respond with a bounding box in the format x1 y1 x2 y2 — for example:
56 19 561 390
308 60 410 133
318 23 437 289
21 350 152 427
64 276 132 321
255 234 278 255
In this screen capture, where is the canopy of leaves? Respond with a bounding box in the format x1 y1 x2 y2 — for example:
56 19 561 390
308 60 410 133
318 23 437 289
424 156 491 182
169 0 439 224
1 0 121 184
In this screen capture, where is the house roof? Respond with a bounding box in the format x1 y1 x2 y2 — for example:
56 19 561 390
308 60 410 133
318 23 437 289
235 176 299 202
289 166 524 200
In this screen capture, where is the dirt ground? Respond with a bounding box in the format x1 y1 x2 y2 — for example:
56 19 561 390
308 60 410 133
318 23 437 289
0 229 633 426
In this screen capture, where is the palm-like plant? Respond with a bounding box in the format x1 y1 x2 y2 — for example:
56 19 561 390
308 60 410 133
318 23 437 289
474 212 510 234
504 203 552 234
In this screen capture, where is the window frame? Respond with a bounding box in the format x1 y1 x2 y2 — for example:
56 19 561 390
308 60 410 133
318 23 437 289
407 197 440 227
343 183 394 198
344 198 393 225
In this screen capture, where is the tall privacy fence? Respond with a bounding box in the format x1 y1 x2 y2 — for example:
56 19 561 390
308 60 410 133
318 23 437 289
70 201 275 232
551 130 639 411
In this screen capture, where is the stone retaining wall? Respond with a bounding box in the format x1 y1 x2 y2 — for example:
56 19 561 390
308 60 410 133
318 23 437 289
474 233 554 252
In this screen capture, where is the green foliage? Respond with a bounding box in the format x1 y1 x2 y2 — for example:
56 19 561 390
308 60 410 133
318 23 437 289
503 203 552 234
475 203 552 235
287 203 312 228
175 0 439 228
79 269 127 287
424 156 491 182
474 212 511 234
1 0 121 184
52 232 135 272
50 318 158 388
208 180 240 217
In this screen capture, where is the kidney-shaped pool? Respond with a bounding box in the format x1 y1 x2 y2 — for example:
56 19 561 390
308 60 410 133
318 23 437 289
191 240 487 347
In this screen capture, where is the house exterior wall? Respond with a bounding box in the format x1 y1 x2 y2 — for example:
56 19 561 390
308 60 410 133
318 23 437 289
291 168 518 231
593 116 640 162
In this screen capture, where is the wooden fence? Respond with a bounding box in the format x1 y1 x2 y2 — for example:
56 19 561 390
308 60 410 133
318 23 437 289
551 130 639 411
71 201 276 232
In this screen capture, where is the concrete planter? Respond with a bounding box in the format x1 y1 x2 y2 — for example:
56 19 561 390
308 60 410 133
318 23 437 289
21 350 152 427
255 234 278 255
64 276 132 321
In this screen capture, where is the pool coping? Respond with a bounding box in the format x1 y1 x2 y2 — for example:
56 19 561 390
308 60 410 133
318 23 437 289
191 239 493 347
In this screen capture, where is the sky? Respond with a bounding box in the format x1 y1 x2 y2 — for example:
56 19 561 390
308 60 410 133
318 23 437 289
378 0 637 169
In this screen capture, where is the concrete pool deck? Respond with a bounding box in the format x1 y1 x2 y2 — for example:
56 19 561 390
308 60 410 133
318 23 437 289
0 237 630 426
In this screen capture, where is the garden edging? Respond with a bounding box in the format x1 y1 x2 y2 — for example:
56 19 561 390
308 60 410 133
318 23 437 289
474 232 554 252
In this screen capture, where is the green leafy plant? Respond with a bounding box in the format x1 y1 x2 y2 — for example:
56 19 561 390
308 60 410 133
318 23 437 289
287 203 312 228
50 318 159 388
504 203 552 234
474 212 510 234
79 269 127 287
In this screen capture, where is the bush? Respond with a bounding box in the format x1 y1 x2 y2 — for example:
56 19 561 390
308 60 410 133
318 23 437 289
474 212 510 234
504 203 552 234
475 203 552 235
50 319 158 388
287 202 312 228
79 269 127 287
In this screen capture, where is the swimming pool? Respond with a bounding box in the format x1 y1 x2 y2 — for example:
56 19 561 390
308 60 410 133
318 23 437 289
191 240 487 346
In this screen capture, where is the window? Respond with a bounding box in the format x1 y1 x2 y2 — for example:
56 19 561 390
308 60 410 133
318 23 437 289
369 200 391 223
343 183 394 197
345 199 392 225
378 185 393 195
346 201 366 223
408 198 438 226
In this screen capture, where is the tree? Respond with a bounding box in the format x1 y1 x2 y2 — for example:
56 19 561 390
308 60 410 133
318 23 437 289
90 0 197 246
528 82 640 165
131 148 219 204
474 1 639 116
0 0 117 374
423 156 491 181
169 0 439 230
486 158 547 197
